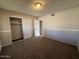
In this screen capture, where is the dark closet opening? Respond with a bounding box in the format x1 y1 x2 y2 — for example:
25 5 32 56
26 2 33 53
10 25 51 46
10 17 24 42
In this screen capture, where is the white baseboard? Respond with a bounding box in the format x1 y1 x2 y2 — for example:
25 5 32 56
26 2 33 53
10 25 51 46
0 41 1 51
2 37 32 48
2 43 13 48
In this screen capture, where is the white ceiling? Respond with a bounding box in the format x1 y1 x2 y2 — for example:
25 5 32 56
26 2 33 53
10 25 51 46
0 0 79 17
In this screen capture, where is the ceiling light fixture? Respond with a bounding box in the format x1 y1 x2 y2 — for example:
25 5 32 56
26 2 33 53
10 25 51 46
35 3 42 8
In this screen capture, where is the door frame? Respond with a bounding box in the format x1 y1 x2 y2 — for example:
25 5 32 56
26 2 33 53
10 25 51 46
10 17 24 42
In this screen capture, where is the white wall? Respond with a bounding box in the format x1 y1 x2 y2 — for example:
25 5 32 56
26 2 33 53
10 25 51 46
0 9 35 47
40 6 79 47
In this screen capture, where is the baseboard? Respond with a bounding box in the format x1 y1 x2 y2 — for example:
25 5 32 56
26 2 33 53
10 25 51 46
2 43 13 48
2 37 32 48
44 36 77 47
12 37 24 42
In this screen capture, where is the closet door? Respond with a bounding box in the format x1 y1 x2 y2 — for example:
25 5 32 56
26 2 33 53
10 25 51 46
10 17 23 41
11 24 22 40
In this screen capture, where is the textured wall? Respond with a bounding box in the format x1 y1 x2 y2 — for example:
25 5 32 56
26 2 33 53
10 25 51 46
40 6 79 47
78 40 79 50
0 9 35 47
44 30 79 45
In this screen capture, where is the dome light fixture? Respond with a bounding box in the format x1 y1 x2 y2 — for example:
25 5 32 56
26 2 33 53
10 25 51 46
35 2 42 8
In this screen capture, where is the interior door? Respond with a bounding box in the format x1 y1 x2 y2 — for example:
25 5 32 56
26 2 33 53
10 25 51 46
40 21 43 35
11 24 22 40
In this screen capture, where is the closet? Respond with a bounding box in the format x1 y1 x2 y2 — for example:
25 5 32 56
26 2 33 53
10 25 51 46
10 17 23 42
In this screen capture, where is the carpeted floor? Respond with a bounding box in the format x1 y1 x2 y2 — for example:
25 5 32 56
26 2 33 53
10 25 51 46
0 37 79 59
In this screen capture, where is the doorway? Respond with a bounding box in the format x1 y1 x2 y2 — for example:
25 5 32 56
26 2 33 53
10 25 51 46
10 17 24 42
33 19 43 37
40 21 43 35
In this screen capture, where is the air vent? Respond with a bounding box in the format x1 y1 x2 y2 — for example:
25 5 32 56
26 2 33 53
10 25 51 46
51 14 55 16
